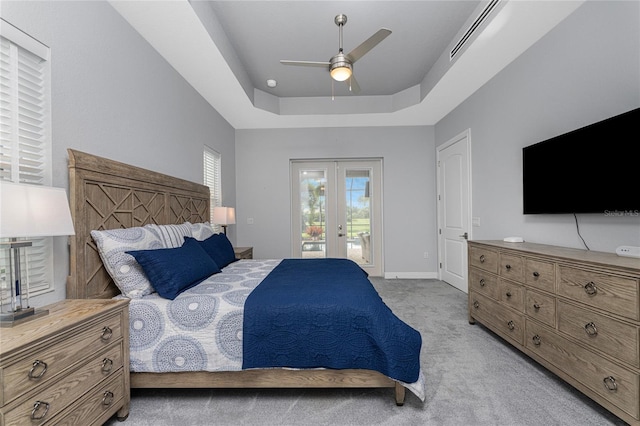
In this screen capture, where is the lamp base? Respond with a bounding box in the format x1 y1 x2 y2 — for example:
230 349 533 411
0 307 49 327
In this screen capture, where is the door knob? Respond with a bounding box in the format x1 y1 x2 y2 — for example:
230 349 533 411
459 232 468 240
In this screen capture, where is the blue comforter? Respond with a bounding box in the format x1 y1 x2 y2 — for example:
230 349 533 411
242 259 422 383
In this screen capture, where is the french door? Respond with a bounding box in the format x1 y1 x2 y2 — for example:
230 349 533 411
291 160 383 276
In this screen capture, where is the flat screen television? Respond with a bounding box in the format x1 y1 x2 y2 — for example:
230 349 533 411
522 107 639 215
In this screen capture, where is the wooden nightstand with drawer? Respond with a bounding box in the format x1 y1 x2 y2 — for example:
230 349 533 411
0 299 130 425
234 246 253 260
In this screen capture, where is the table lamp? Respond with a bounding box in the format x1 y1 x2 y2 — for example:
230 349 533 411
212 207 235 235
0 181 75 327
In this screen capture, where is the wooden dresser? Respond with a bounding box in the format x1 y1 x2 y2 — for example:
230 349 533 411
0 299 130 425
234 246 253 260
468 240 640 425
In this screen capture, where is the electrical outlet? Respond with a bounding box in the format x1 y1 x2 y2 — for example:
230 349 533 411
423 252 429 259
247 217 254 225
616 246 640 258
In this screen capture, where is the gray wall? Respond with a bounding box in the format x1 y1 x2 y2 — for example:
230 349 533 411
2 1 236 304
235 126 437 277
435 0 640 253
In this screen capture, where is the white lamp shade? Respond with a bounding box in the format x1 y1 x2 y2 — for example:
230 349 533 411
212 207 236 225
0 181 75 238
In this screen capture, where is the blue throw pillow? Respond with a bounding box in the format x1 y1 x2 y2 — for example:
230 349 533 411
186 233 237 268
127 237 221 300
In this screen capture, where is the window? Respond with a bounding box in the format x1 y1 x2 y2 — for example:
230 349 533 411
203 146 221 232
0 19 53 296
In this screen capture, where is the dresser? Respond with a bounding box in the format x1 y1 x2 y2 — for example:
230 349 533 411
0 299 130 425
468 240 640 426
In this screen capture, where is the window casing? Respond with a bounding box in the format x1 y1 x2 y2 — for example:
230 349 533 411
203 146 222 233
0 19 53 296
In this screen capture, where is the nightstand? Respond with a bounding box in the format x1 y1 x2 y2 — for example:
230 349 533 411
0 299 130 425
234 246 253 259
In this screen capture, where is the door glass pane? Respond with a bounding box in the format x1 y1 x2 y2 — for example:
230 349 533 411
345 169 371 265
299 169 326 259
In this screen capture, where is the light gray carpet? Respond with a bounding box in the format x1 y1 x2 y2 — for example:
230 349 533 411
105 279 625 426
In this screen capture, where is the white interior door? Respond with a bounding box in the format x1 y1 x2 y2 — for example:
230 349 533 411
437 130 471 293
291 160 383 276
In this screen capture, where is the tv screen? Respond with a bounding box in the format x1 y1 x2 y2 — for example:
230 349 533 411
523 107 639 215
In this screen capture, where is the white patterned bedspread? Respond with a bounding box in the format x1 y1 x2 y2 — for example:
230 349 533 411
126 259 426 401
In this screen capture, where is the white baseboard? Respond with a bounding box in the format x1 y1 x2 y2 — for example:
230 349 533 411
383 272 439 280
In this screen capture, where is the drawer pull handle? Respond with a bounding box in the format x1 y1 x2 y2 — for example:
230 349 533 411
101 326 113 341
28 360 48 380
505 292 512 298
507 320 515 330
102 357 114 373
533 303 541 311
584 282 598 296
479 279 486 287
473 301 479 309
505 264 511 270
603 376 618 392
532 271 540 278
31 401 50 420
479 255 486 263
102 391 115 406
532 334 541 346
584 322 598 336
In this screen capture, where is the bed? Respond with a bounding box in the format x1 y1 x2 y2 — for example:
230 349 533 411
66 149 424 416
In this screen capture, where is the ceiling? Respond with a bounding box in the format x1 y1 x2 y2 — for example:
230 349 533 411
109 1 585 130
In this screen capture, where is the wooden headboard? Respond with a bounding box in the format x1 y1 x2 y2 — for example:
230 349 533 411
66 149 210 300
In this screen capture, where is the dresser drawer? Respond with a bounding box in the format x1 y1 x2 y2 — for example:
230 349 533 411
557 301 639 368
3 344 123 426
558 266 639 321
1 310 123 406
500 253 524 282
469 268 499 299
469 246 498 274
470 292 524 345
498 279 524 313
55 371 125 426
526 320 639 419
525 258 555 292
525 289 556 328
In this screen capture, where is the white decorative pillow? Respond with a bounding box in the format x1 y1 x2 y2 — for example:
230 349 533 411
91 227 163 298
190 222 215 241
144 222 193 248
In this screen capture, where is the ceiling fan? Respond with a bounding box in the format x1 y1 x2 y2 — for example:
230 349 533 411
280 14 392 94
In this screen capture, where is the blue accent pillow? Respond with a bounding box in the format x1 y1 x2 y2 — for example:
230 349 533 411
185 233 237 268
127 238 221 300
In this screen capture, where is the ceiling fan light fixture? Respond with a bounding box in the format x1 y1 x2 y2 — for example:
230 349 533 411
330 65 352 82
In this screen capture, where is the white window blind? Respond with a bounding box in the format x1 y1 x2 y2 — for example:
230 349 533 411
203 146 222 232
0 20 53 296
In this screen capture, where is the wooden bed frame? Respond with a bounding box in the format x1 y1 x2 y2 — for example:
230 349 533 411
66 149 406 406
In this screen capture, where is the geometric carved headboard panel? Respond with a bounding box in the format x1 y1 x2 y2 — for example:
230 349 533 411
66 149 210 299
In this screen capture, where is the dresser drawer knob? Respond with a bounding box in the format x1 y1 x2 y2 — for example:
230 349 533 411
102 357 114 373
532 334 541 346
102 391 115 406
479 278 486 287
584 282 598 296
507 320 515 330
473 301 479 309
532 271 540 278
603 376 618 391
505 292 512 298
28 360 48 380
584 322 598 336
479 255 486 263
533 303 541 311
31 401 50 420
101 326 113 341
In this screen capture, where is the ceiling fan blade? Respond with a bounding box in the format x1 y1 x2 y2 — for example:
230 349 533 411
280 60 330 68
347 74 361 94
346 28 392 63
